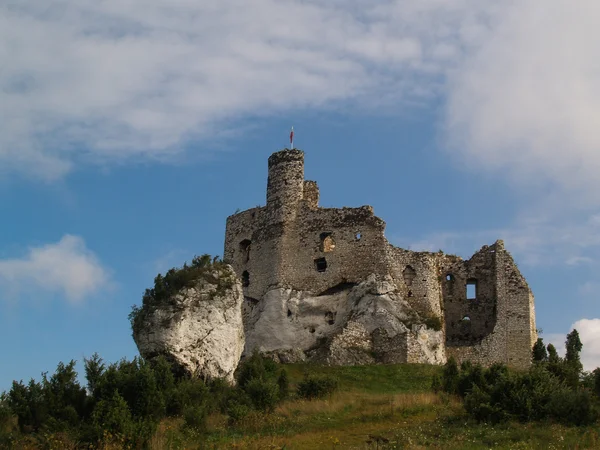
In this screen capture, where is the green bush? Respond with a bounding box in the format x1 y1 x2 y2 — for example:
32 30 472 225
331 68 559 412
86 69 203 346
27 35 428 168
244 378 279 412
129 254 234 335
91 391 135 441
183 404 208 431
277 369 289 400
441 348 599 426
546 389 598 426
297 374 339 400
441 357 459 395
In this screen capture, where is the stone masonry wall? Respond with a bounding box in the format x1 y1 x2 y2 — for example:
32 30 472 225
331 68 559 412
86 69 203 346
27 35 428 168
224 148 537 369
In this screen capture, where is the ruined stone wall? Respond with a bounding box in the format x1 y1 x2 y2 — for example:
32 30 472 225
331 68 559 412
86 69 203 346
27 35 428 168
280 205 389 294
224 206 284 299
385 247 450 319
224 148 537 370
444 241 537 370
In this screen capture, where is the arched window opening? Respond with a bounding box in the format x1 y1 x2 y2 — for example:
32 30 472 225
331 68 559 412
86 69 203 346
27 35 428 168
403 265 416 287
355 232 362 241
239 239 251 263
446 274 454 282
461 315 471 322
319 232 336 252
314 257 328 273
466 278 477 300
242 270 250 287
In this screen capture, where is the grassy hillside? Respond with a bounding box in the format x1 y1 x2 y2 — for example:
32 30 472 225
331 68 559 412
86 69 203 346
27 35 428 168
2 357 598 449
150 363 598 450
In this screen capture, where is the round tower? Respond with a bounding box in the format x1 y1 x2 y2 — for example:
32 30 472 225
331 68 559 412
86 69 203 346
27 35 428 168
266 149 304 220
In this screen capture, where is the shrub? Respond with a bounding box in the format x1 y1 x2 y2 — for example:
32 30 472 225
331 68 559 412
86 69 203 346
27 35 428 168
237 351 278 389
441 357 459 395
532 338 548 363
546 389 598 426
244 378 279 412
277 369 289 400
129 254 234 335
183 404 208 431
91 391 135 441
297 374 339 400
423 316 443 331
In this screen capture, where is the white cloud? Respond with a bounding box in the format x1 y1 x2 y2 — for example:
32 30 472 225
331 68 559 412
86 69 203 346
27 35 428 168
2 0 599 218
0 235 109 302
0 0 489 180
444 0 600 205
543 319 600 371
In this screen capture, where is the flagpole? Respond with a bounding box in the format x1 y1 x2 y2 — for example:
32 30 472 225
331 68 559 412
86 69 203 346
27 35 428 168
290 126 294 150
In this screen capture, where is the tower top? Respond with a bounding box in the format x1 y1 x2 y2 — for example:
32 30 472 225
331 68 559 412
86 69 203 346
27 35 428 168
268 148 304 168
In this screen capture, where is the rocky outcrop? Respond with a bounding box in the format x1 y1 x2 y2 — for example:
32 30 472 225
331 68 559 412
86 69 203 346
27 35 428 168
132 268 444 383
132 265 244 384
243 275 445 365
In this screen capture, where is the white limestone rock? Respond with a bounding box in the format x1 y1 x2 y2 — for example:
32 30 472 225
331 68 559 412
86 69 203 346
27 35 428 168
243 274 446 365
133 266 244 384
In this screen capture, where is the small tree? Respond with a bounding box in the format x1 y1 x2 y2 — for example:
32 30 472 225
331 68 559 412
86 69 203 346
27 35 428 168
532 338 548 363
565 329 583 370
593 367 600 398
277 369 289 400
547 344 560 364
84 353 105 398
442 357 460 395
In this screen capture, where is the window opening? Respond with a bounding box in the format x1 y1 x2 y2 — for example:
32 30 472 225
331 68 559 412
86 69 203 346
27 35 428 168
242 270 250 287
314 257 327 273
325 311 335 325
319 232 336 252
446 274 454 282
466 278 477 300
355 232 362 240
461 315 471 322
403 265 416 287
239 239 251 262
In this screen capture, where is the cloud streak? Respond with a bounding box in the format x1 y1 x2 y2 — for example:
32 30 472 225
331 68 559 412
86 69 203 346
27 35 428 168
0 0 485 179
3 0 600 214
0 235 109 302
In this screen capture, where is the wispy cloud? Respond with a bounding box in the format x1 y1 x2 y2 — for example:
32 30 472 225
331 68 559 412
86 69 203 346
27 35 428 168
0 235 109 303
444 0 600 206
0 0 487 180
3 0 600 211
396 211 600 267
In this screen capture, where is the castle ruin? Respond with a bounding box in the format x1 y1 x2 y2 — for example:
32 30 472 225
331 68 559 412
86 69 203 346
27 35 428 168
224 149 537 369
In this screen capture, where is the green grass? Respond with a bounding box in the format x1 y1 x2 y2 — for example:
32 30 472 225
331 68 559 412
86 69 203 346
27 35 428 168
146 362 599 449
10 362 598 449
284 362 440 394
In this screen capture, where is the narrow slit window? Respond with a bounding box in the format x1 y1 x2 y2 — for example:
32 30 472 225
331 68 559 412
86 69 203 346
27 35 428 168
466 279 477 300
314 257 327 273
242 270 250 287
239 239 251 262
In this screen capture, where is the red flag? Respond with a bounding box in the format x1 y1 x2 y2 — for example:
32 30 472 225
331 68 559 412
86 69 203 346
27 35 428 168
290 126 294 146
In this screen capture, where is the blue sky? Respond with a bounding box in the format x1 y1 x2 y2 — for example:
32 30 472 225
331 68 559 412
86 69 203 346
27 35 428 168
1 0 599 389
